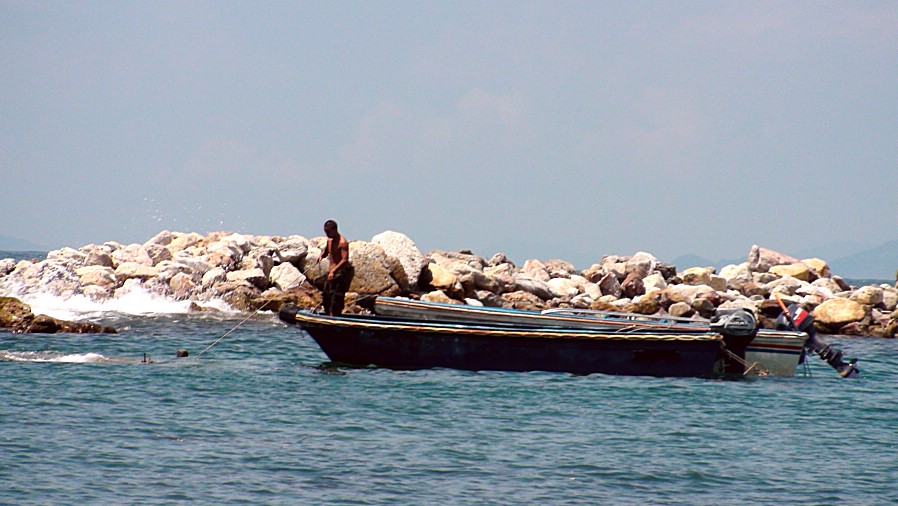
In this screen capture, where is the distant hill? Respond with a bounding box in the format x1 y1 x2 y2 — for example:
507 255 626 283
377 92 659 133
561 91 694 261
0 234 49 251
829 239 898 280
671 239 897 280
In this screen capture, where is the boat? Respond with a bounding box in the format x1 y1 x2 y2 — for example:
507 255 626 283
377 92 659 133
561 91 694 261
368 296 858 378
278 305 756 378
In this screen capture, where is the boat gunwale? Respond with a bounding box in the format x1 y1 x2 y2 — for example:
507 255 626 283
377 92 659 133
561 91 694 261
289 310 726 342
373 296 811 341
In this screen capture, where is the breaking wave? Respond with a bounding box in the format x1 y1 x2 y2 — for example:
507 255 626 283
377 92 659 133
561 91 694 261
7 284 236 322
0 351 111 363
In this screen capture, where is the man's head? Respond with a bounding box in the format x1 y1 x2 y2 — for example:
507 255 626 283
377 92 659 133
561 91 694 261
323 219 339 238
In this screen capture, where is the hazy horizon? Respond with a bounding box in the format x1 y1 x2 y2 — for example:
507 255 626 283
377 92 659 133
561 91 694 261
3 2 896 268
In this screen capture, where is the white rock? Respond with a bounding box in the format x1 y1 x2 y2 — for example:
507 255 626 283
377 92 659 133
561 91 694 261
226 268 268 290
269 263 305 291
547 277 581 298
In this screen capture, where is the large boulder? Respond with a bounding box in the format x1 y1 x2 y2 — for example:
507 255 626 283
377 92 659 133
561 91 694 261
370 231 426 292
226 268 268 290
748 245 800 273
681 267 713 286
167 232 204 254
111 244 153 267
597 272 622 299
547 277 581 298
641 273 667 294
512 274 552 300
769 263 812 282
46 247 87 267
625 252 657 278
521 259 551 282
720 262 752 289
421 290 460 304
0 258 16 276
428 250 487 272
621 272 645 299
580 264 605 284
850 286 884 306
348 241 404 296
0 296 116 334
501 290 547 311
813 298 867 328
145 244 173 265
272 236 310 266
0 296 32 328
115 262 160 281
201 266 227 287
882 289 898 311
802 258 831 279
204 240 243 271
76 266 117 288
544 259 577 278
85 248 114 268
765 276 808 297
249 284 321 312
144 230 175 248
269 263 305 291
169 272 197 298
663 283 715 304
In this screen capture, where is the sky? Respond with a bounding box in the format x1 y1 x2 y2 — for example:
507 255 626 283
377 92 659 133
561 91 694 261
2 1 896 268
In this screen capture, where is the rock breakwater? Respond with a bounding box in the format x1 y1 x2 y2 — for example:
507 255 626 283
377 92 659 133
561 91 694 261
1 230 895 337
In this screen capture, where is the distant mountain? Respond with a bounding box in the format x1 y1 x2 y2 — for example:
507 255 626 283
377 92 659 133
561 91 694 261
793 240 876 264
829 239 898 280
0 235 49 251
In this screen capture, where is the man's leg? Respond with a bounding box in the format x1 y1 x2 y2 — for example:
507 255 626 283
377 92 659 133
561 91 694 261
322 278 334 315
331 270 345 316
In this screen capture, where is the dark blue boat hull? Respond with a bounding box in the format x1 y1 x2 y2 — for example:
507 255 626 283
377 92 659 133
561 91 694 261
280 305 729 377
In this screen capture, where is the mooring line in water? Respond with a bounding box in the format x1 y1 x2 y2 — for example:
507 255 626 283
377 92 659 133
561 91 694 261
196 300 271 358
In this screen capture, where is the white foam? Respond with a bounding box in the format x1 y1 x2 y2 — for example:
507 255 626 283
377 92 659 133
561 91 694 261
0 351 109 363
19 285 236 321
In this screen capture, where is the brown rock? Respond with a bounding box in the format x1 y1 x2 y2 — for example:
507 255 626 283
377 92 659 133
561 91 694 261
421 290 460 304
621 272 645 299
740 282 768 298
769 263 812 282
850 286 884 306
580 264 605 284
813 298 867 327
802 258 831 279
668 302 695 318
748 245 800 273
624 296 659 315
249 284 322 312
501 290 547 311
0 297 32 328
421 262 463 299
691 297 716 318
1 297 116 333
598 272 622 299
681 267 713 286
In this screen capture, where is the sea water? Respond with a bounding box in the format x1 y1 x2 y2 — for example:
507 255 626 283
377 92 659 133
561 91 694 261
2 293 898 504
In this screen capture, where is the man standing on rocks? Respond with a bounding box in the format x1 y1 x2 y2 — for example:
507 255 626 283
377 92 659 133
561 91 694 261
317 220 353 316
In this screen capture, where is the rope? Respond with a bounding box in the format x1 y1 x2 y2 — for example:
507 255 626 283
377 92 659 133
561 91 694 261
721 346 767 376
196 300 271 358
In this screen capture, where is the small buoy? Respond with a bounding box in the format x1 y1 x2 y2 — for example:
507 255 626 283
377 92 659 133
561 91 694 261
176 349 189 358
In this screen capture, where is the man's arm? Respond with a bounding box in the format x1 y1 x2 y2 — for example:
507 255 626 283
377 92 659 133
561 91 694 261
317 239 329 262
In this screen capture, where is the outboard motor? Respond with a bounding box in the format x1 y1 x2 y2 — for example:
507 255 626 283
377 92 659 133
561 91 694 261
775 302 859 378
711 308 759 374
710 308 758 337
